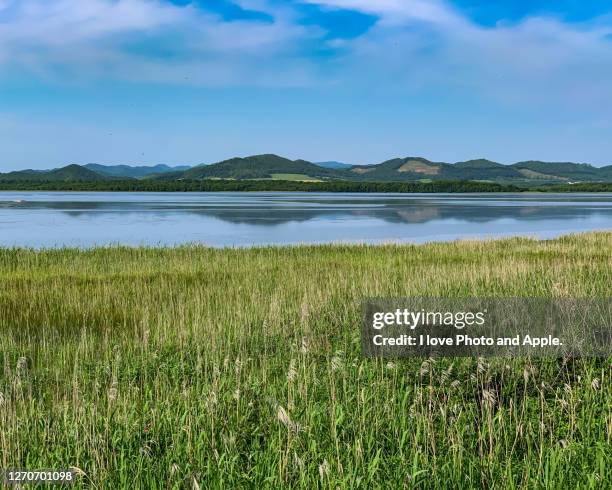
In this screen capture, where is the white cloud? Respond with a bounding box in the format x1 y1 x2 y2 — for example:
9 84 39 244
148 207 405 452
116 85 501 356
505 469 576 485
0 0 318 85
0 0 181 45
0 0 611 111
309 0 612 110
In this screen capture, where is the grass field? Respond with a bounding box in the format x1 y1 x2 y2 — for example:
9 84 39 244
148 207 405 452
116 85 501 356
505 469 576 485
269 173 323 181
0 233 610 488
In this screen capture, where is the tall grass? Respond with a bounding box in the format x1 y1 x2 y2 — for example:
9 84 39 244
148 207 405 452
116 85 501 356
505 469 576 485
0 233 610 488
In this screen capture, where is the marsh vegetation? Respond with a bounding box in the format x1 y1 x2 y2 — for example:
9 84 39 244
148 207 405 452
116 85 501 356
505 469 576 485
0 233 610 488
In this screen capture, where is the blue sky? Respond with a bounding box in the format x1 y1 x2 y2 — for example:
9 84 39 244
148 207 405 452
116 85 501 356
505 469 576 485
1 0 611 170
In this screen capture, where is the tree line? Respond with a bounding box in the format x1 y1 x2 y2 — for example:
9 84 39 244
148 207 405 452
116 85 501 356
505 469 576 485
0 179 609 193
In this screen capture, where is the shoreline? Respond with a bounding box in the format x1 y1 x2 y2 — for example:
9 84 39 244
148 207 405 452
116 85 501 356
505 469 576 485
1 179 611 193
2 230 610 252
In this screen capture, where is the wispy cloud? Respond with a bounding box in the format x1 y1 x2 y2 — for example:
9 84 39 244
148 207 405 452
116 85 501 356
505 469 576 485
0 0 319 85
306 0 612 111
0 0 181 46
0 0 611 110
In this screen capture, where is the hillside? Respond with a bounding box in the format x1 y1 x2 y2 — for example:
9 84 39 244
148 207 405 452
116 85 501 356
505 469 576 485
85 163 191 179
348 157 463 181
1 157 610 185
453 159 523 180
165 154 346 181
347 157 521 181
598 165 612 179
347 157 610 184
510 161 603 182
0 164 110 182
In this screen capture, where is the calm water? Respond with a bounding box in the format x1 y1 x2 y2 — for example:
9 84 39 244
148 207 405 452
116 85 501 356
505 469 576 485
1 192 611 248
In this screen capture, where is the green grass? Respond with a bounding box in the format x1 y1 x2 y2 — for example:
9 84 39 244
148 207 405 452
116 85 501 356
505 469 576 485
0 233 610 488
270 173 323 181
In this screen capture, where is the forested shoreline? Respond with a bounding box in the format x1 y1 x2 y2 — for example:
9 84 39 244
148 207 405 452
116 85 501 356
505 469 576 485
1 179 610 192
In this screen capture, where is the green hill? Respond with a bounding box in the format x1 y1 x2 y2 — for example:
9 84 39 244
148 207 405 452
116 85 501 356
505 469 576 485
348 157 463 181
454 159 503 168
346 157 610 184
154 156 611 184
453 159 523 180
2 157 610 186
598 165 612 179
84 163 190 179
167 154 346 181
0 164 111 182
510 161 604 182
154 155 611 185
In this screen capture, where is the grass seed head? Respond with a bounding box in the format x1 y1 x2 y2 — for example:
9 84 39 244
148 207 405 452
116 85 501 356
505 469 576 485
482 389 497 408
69 467 87 479
331 351 345 371
16 356 28 374
287 359 298 382
277 405 302 433
477 358 487 374
293 452 305 472
192 475 201 490
318 459 330 480
108 379 118 402
419 360 430 376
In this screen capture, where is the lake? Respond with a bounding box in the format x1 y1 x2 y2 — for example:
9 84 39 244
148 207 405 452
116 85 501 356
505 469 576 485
1 191 611 248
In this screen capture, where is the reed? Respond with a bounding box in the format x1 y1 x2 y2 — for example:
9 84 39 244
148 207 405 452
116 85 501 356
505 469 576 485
0 233 610 488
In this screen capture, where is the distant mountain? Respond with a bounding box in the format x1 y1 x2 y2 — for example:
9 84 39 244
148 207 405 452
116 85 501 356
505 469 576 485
0 164 109 182
314 161 353 170
347 157 611 183
148 155 612 184
159 154 346 181
599 165 612 179
2 157 610 185
454 159 504 168
348 157 465 181
452 159 523 180
84 163 191 179
510 161 602 182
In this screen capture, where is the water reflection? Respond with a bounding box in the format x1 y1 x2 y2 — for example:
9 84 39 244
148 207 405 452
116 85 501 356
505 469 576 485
2 193 610 226
1 192 611 247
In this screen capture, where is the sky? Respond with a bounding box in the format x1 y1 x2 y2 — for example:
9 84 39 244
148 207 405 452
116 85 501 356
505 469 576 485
1 0 612 170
